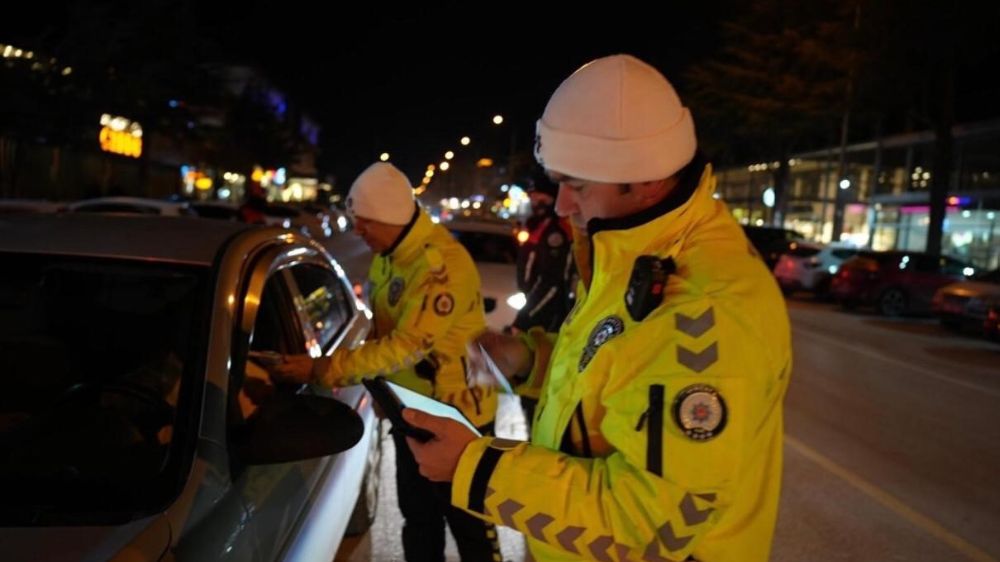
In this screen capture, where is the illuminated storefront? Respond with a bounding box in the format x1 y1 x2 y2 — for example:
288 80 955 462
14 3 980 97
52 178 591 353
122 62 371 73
715 120 1000 269
98 114 142 158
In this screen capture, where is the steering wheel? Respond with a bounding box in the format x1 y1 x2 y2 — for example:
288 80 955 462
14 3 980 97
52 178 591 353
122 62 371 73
58 382 176 444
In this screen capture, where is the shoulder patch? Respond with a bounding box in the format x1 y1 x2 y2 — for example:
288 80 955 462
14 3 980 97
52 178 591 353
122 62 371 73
578 315 625 372
673 384 727 441
433 292 455 316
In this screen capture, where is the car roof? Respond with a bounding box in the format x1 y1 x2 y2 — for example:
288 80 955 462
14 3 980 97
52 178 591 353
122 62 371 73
0 214 257 265
67 196 188 210
0 199 65 213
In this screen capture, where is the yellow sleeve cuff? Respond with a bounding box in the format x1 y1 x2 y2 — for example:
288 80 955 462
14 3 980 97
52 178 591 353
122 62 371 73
452 436 493 511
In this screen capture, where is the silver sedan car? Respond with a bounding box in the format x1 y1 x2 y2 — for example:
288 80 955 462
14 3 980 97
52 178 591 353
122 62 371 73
0 214 380 561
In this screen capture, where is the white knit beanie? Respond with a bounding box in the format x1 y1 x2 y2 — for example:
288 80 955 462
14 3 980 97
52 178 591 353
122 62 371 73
534 54 697 184
346 162 415 225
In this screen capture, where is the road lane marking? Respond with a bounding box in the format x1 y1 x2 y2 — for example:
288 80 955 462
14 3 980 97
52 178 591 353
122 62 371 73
794 326 1000 399
786 435 998 562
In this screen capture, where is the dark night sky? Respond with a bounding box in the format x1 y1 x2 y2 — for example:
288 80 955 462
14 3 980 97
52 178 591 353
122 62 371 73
201 2 727 184
4 1 998 188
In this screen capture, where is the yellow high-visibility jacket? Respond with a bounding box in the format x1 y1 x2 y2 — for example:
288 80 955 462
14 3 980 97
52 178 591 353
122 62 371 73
320 207 497 428
451 158 792 561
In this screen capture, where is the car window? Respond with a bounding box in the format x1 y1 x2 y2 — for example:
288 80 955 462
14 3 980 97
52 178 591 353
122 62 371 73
786 245 821 258
974 269 1000 283
263 205 299 218
288 264 353 351
450 230 517 264
831 249 859 260
0 253 208 524
908 254 938 272
75 203 160 214
223 272 300 431
192 205 238 220
250 275 302 354
939 257 969 276
865 252 904 267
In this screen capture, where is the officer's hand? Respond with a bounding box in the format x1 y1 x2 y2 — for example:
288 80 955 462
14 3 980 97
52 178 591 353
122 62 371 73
266 354 328 385
403 409 477 482
469 330 533 380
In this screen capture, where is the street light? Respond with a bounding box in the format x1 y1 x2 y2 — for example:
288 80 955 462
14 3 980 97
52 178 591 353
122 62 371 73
493 114 504 125
380 152 390 162
440 161 450 171
461 136 471 146
445 151 454 160
839 179 851 190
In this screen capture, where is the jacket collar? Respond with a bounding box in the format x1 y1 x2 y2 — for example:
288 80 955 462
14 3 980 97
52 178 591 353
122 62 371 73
580 154 716 291
384 206 433 265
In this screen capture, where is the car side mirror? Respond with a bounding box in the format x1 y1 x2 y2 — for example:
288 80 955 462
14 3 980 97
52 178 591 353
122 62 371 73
231 393 363 465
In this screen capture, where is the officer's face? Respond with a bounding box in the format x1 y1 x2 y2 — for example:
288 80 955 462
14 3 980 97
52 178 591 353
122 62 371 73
549 172 676 234
353 215 405 253
548 174 637 234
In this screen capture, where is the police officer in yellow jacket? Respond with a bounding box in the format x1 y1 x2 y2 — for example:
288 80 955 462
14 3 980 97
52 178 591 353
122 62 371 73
268 162 501 562
403 55 792 562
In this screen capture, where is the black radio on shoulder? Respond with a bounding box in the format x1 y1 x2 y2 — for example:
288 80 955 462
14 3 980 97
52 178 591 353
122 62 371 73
625 256 676 322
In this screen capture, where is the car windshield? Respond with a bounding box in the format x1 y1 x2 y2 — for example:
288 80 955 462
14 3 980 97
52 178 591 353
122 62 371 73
0 252 209 525
973 269 1000 283
449 229 517 264
786 245 821 258
74 203 161 215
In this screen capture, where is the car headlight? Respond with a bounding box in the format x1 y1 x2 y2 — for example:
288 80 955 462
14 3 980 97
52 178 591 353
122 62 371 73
507 292 527 310
282 219 291 228
828 265 839 275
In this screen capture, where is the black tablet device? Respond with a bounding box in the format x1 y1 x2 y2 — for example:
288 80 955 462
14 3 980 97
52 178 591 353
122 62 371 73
361 376 481 442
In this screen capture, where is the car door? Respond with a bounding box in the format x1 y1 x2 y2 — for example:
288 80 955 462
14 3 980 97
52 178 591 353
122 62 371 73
229 245 372 561
909 255 950 312
276 258 378 560
224 246 332 561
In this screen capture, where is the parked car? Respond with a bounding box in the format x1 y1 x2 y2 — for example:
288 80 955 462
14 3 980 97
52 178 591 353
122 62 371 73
0 214 380 561
262 203 333 239
0 199 66 214
329 206 352 233
446 218 521 331
931 269 1000 333
188 200 241 221
985 303 999 342
773 242 861 295
67 196 195 216
830 250 973 316
302 202 351 233
742 225 806 269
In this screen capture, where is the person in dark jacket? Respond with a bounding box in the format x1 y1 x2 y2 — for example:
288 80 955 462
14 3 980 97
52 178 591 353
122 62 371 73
513 171 574 333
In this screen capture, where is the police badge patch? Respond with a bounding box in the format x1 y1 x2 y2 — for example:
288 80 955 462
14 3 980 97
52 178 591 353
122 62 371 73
388 277 405 307
673 384 727 441
433 292 455 316
578 315 625 372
